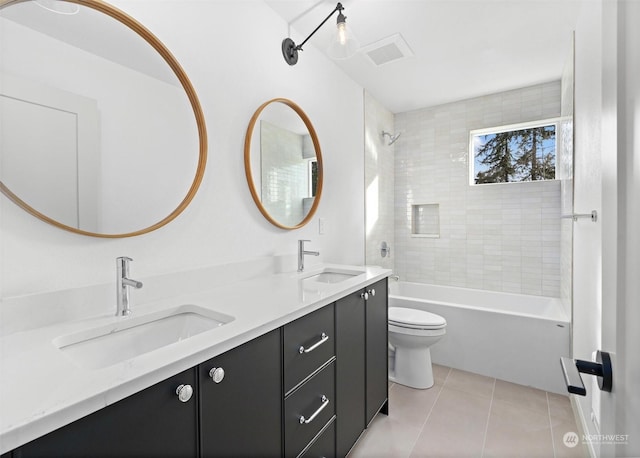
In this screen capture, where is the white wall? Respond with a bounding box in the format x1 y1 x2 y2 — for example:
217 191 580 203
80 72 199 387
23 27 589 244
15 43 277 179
0 0 365 299
618 2 640 451
364 91 395 270
572 0 604 448
558 40 575 320
573 0 640 455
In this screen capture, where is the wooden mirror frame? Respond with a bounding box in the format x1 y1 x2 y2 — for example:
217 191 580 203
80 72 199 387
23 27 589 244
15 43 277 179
244 98 323 230
0 0 207 238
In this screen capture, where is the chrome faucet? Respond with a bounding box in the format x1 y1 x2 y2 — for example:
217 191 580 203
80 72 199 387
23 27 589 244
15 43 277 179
298 240 319 272
116 256 143 316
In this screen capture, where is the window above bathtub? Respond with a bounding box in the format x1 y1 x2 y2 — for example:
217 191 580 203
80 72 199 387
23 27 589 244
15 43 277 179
469 118 559 185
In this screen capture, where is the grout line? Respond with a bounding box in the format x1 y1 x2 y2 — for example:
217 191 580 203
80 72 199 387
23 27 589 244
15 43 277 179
441 365 452 385
383 369 567 458
547 392 557 458
407 366 451 457
479 377 497 458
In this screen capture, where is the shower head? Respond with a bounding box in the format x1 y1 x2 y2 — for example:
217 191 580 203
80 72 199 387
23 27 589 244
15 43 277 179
382 131 401 145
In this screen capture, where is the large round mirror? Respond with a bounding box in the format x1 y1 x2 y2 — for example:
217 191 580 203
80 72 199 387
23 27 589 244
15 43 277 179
0 0 207 237
244 98 323 230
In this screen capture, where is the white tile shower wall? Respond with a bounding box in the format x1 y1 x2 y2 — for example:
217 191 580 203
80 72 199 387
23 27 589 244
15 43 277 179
364 92 395 271
394 82 561 297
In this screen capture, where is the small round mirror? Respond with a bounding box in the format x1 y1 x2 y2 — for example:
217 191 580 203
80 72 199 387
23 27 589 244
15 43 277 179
244 99 323 230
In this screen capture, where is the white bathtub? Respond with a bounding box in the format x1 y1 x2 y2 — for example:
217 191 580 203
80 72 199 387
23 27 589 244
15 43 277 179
389 281 570 394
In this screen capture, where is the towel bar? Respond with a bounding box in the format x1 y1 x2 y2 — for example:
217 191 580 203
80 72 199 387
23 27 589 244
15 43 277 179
560 210 597 222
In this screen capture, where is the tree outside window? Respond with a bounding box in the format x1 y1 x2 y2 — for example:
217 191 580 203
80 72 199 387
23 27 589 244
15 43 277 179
470 120 557 185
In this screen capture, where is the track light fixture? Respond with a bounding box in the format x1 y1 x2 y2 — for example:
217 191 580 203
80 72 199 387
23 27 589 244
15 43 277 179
281 2 358 66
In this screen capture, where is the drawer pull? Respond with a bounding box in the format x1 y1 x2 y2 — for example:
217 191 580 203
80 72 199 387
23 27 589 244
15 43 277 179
298 395 329 425
298 332 329 354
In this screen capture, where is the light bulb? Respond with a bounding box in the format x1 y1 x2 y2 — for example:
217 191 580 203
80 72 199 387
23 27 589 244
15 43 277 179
327 14 359 60
337 22 347 46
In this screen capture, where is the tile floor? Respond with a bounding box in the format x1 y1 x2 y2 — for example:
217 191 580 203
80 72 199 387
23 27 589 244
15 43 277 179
349 365 589 458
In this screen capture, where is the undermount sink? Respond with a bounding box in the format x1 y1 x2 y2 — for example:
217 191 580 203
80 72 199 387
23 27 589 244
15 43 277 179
302 267 364 284
54 305 234 370
307 272 357 283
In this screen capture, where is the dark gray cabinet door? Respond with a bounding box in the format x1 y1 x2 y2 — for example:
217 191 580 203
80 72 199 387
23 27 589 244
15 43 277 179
365 278 389 425
199 328 282 458
335 289 366 457
15 368 198 458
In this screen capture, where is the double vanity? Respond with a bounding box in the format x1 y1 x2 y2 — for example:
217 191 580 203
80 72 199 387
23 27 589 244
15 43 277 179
0 263 390 457
0 1 388 456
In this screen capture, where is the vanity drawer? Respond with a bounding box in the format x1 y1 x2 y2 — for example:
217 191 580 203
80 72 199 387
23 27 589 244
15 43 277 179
300 417 336 458
285 361 335 458
283 303 335 393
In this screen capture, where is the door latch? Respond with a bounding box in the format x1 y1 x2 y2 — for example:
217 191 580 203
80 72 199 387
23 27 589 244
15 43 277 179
560 350 612 396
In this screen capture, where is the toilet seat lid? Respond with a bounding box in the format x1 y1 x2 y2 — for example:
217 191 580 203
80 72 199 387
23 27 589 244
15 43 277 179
388 307 446 328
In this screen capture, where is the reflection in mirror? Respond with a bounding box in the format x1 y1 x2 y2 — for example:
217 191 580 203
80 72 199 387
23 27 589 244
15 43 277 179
0 0 207 237
245 99 323 230
259 109 317 225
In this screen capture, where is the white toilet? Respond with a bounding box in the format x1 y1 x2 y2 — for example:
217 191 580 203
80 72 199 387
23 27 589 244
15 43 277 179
388 307 447 389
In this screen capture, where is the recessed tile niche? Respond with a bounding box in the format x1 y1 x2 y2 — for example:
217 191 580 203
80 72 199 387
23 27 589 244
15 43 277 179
411 204 440 238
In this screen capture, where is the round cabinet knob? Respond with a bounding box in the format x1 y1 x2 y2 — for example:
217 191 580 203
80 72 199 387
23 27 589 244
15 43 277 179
361 291 369 301
368 288 376 297
176 384 193 402
209 367 225 384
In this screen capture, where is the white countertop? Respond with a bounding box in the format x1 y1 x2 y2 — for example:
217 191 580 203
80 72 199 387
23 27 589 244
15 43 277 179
0 264 390 454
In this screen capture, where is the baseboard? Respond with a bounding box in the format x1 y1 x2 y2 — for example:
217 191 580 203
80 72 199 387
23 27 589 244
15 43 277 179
570 395 598 458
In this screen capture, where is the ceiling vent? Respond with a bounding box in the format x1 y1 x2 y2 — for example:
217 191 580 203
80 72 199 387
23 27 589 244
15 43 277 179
361 33 414 66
